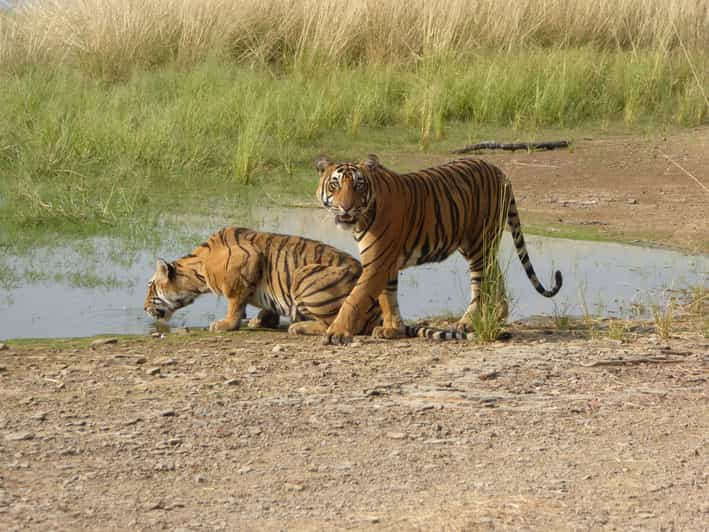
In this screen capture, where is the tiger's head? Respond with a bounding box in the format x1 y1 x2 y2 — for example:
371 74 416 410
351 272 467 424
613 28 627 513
144 258 204 322
316 153 379 230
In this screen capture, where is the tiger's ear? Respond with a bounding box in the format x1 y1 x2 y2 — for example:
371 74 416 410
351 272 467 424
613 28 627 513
363 153 380 169
315 155 333 173
155 258 173 280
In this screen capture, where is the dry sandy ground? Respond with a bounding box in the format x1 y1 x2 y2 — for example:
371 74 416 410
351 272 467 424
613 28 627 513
1 321 707 531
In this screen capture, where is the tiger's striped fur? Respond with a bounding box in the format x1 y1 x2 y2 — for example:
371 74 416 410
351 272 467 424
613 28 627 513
143 227 382 335
315 154 562 344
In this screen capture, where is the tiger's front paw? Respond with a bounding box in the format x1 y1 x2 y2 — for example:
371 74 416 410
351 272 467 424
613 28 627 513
209 319 239 333
372 326 405 340
322 325 353 345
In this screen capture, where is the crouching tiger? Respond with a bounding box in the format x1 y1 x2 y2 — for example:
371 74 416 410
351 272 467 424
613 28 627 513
144 226 468 339
143 227 382 335
315 154 563 344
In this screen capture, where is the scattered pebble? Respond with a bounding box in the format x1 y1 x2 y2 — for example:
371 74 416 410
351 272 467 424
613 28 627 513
272 344 285 353
5 431 35 442
386 432 406 440
147 367 161 376
159 409 176 417
224 378 241 386
157 357 177 366
284 482 305 492
91 337 118 348
479 370 500 380
238 467 254 475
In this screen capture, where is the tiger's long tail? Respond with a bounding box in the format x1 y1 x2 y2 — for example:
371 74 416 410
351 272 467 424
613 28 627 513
507 192 563 297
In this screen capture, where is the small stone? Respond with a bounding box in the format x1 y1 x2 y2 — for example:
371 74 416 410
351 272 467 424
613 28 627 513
147 367 161 376
157 357 177 366
349 341 362 348
31 412 48 421
272 344 284 353
238 466 254 474
5 431 34 441
0 343 9 351
284 483 304 492
386 432 406 440
362 516 381 524
195 475 207 484
627 198 638 205
224 378 240 386
247 366 258 374
91 337 118 348
159 409 176 417
479 370 500 380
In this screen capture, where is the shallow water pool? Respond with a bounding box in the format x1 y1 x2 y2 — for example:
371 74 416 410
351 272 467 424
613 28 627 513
1 207 706 339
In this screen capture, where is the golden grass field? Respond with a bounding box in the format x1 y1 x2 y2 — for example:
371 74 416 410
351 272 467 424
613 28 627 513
2 0 708 72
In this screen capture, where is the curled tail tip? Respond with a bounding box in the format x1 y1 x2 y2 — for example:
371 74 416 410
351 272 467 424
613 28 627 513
543 270 563 298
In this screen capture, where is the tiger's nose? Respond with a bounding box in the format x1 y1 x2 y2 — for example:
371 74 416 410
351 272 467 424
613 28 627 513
340 200 354 212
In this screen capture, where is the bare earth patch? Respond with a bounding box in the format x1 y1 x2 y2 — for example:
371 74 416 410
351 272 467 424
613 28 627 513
1 322 707 530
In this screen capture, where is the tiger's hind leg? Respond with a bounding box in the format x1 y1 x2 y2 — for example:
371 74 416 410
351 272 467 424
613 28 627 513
458 255 508 333
289 263 363 335
372 275 406 339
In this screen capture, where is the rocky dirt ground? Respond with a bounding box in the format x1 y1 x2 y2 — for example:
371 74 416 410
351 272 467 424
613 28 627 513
1 318 707 531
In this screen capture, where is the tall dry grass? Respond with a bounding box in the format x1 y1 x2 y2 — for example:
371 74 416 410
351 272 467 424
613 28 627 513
1 0 708 76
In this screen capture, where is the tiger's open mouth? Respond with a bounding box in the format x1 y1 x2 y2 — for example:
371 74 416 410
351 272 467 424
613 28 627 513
335 214 356 226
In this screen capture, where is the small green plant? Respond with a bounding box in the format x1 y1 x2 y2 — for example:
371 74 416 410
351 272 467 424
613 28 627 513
652 297 675 340
607 319 629 341
552 301 571 330
578 284 600 340
468 202 511 343
468 256 508 343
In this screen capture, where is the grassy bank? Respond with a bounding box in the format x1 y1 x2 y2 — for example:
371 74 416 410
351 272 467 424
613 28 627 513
1 51 707 251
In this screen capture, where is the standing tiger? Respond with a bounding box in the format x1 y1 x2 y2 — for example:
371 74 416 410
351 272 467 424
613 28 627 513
315 154 563 344
144 227 382 335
